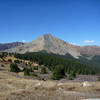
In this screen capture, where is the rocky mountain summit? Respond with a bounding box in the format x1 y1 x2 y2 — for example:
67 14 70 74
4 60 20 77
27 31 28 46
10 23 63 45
2 34 100 59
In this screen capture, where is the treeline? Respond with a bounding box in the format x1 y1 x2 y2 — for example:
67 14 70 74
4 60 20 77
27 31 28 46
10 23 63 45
14 52 100 75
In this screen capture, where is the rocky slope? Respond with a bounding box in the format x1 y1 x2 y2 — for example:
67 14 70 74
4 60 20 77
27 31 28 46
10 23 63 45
3 34 100 59
4 34 81 58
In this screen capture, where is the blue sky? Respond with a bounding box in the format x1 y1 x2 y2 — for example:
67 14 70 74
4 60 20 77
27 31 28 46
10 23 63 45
0 0 100 46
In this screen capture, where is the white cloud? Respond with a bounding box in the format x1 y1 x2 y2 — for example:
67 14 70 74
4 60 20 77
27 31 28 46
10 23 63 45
22 40 26 43
84 40 95 44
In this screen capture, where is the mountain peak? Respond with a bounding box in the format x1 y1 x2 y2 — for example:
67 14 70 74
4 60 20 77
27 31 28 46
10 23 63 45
43 33 52 36
40 33 56 42
42 33 54 39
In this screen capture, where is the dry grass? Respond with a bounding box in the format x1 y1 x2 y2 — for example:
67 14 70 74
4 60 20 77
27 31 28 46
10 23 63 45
0 69 100 100
0 60 100 100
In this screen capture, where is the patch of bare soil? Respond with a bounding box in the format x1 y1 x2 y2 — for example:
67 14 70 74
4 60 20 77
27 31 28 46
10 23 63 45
95 89 100 91
67 87 76 91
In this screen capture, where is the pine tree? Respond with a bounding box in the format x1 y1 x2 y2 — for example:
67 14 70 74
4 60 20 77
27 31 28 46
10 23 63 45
10 63 20 73
51 65 65 80
40 67 47 74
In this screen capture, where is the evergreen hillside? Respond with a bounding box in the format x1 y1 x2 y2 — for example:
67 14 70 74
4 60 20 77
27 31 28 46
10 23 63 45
14 52 100 76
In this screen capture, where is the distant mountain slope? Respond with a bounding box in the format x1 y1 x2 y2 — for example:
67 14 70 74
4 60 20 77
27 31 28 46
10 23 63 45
80 46 100 56
0 42 25 51
3 34 100 59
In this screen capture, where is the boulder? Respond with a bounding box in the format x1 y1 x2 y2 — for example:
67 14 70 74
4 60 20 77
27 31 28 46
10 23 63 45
82 81 92 87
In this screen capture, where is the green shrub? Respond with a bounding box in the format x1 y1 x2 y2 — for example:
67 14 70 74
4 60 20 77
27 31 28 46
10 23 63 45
67 71 76 80
51 65 65 80
8 59 12 62
14 60 20 63
33 66 38 70
67 74 74 80
40 67 47 74
24 68 30 76
24 68 36 77
10 63 20 73
71 71 76 78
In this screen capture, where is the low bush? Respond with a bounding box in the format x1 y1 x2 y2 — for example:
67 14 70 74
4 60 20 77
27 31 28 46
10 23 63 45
24 68 30 76
33 66 38 70
40 67 47 74
8 59 12 62
51 65 65 80
10 63 20 73
14 60 21 63
67 71 76 80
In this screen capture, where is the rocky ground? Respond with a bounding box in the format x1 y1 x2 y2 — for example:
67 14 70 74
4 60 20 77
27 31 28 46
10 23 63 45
0 65 100 100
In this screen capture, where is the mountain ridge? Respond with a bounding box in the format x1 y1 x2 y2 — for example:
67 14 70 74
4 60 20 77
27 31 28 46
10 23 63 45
1 34 100 59
0 42 25 51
